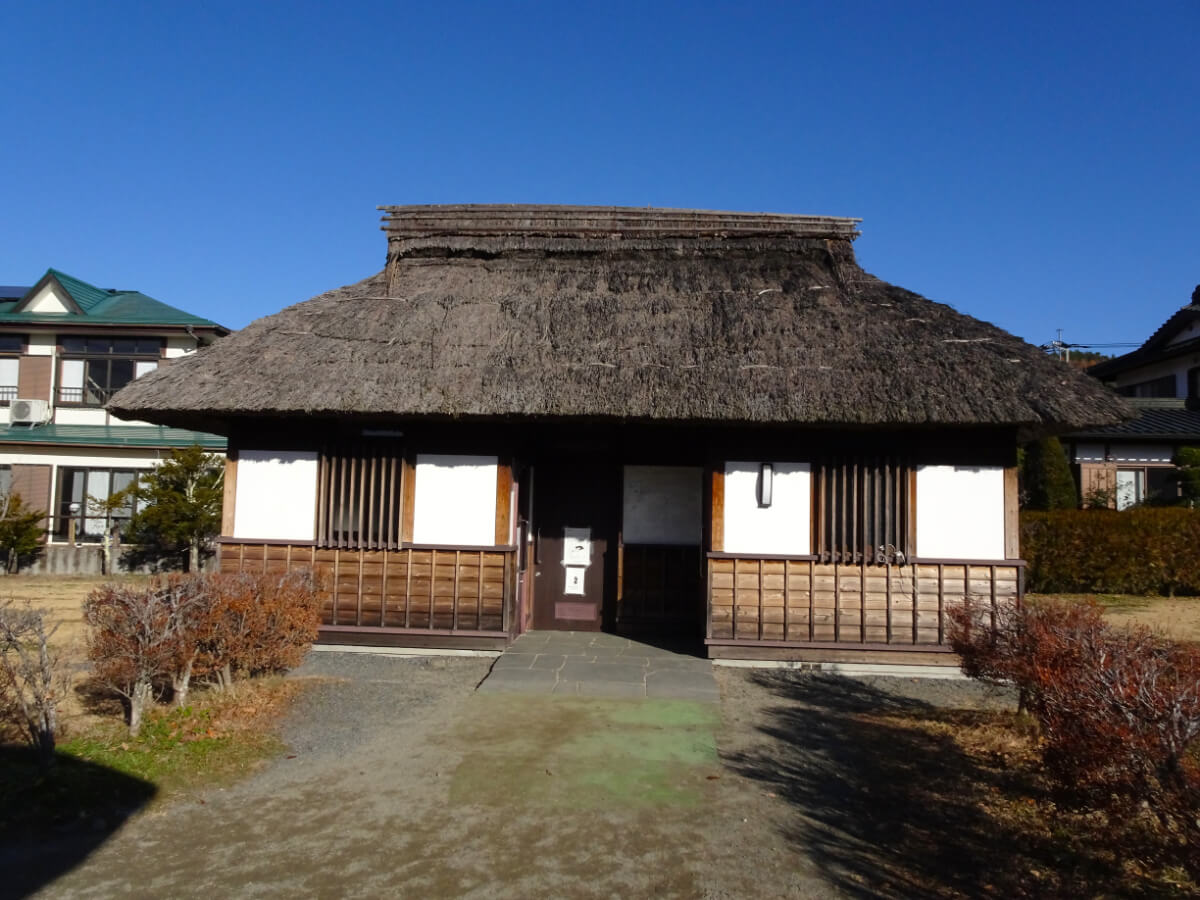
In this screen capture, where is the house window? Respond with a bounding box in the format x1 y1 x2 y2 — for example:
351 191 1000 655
1115 466 1177 509
814 457 912 563
58 336 160 406
316 442 404 549
0 465 11 497
1116 374 1176 398
54 467 139 542
0 334 24 405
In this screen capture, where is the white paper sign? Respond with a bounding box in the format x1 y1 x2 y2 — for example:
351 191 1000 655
562 527 592 566
564 566 587 595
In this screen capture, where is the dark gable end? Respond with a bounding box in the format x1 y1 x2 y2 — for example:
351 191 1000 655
109 204 1132 438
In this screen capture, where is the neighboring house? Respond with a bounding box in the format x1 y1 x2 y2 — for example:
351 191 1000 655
1072 286 1200 509
111 205 1127 663
0 270 228 572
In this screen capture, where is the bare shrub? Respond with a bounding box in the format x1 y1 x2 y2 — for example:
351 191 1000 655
0 599 65 766
84 572 321 732
199 571 321 686
83 581 200 735
950 597 1200 853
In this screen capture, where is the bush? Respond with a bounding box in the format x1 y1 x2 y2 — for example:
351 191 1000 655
1020 437 1077 510
199 571 322 688
950 598 1200 864
0 599 64 766
1021 507 1200 595
84 572 321 734
84 581 197 736
0 492 46 573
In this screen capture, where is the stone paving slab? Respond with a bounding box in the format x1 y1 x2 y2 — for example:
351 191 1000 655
478 631 718 700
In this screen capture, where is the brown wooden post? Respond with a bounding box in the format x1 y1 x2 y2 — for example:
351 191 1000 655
452 549 461 631
221 451 238 537
401 455 416 544
495 460 513 546
1003 466 1020 559
709 466 724 552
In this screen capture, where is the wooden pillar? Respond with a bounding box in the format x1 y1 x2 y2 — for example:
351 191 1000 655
495 459 513 545
222 450 238 537
1003 465 1019 559
400 455 416 544
709 465 724 552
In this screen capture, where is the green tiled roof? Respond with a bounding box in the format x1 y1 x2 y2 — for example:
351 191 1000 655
0 269 226 330
0 424 226 451
50 269 112 313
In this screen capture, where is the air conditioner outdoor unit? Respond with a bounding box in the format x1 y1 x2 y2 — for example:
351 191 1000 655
10 398 50 425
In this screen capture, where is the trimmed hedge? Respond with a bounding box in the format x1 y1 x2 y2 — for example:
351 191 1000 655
1022 508 1200 595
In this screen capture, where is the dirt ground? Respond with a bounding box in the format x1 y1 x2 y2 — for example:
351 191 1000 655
7 652 1029 900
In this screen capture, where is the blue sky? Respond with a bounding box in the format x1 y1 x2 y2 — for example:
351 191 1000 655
2 1 1196 349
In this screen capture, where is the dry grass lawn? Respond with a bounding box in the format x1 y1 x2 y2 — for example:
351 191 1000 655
0 574 151 661
1031 593 1200 642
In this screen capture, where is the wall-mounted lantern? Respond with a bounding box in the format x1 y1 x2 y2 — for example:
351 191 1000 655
757 462 773 508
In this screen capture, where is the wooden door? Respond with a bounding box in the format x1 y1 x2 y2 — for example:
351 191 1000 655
531 462 616 631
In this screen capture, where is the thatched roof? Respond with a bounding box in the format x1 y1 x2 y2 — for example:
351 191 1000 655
110 204 1131 439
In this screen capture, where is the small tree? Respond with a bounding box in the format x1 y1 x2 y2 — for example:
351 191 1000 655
0 493 46 573
0 599 65 767
84 582 199 735
1173 446 1200 506
122 446 223 572
1020 437 1078 510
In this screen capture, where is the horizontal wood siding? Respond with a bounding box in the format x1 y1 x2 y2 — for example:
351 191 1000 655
707 557 1020 649
218 542 514 635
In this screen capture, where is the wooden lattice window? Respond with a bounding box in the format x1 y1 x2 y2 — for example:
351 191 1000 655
814 457 912 564
316 442 404 549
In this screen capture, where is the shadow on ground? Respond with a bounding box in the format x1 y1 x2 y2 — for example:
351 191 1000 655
722 672 1137 899
0 746 157 899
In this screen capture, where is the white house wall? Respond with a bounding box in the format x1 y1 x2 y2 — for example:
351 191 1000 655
412 454 498 546
25 334 54 356
622 465 702 545
916 465 1004 560
1109 356 1195 397
54 408 109 426
232 450 318 541
164 336 196 358
23 284 74 315
723 462 811 555
0 448 167 468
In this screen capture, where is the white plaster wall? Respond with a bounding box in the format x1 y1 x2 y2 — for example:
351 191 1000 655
232 450 318 541
622 466 702 545
723 462 811 555
916 465 1005 560
412 454 498 546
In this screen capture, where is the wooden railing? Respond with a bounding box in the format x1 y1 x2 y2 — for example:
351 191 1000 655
706 554 1022 650
218 541 515 635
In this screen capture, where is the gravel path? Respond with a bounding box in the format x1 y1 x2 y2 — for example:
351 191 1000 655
17 653 1021 900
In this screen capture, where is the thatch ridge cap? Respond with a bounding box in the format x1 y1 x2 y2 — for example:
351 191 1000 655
379 204 861 241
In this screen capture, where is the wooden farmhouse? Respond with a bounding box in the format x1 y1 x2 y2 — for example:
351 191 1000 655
110 205 1128 663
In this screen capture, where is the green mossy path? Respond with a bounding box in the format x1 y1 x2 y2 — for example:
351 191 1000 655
448 695 720 809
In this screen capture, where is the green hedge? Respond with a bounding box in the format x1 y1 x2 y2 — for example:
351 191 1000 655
1022 508 1200 596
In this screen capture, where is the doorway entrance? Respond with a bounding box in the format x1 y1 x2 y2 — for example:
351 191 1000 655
530 462 617 631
